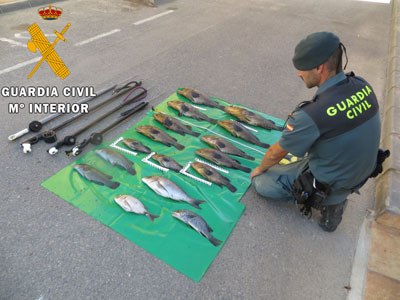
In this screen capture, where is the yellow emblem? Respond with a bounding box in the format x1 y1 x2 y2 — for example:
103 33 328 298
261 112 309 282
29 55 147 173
27 23 70 80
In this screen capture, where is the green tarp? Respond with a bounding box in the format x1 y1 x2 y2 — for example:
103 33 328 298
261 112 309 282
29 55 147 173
41 90 285 282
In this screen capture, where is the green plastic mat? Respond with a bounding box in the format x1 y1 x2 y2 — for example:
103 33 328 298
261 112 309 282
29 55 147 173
41 90 285 282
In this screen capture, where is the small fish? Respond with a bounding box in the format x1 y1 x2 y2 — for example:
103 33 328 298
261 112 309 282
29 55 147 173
172 210 222 247
114 195 159 222
167 100 217 124
122 138 151 153
73 164 120 189
95 148 136 175
177 88 225 110
142 176 205 209
153 112 200 137
224 106 283 131
195 148 251 173
136 125 184 151
201 135 255 161
218 120 270 148
152 153 183 173
191 162 237 192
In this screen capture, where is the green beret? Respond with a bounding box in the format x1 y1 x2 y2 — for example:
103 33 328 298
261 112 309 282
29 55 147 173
292 32 340 70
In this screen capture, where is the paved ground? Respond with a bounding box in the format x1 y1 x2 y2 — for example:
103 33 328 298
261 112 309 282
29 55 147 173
0 0 392 299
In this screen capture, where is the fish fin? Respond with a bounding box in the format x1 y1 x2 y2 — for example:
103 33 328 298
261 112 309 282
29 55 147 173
146 213 160 222
175 143 185 151
175 130 185 136
190 199 206 209
208 118 217 124
227 183 237 193
190 131 201 137
244 154 255 161
209 236 222 247
107 181 120 189
238 165 251 173
216 183 223 189
127 167 136 175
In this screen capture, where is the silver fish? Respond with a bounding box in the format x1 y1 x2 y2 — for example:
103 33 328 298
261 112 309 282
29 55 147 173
73 164 120 189
114 195 159 222
122 138 151 153
153 112 200 137
95 148 136 175
177 88 225 110
152 153 183 173
136 125 184 151
201 135 255 161
218 120 270 148
142 176 205 209
172 210 222 247
195 148 251 173
191 162 237 192
167 100 217 124
224 106 283 131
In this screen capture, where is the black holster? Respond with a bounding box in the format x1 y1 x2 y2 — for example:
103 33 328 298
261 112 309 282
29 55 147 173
369 149 390 178
292 172 331 218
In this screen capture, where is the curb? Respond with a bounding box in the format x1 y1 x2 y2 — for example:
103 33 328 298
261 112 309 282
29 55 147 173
0 0 65 15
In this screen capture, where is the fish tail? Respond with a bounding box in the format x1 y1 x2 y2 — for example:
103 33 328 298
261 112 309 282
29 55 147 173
107 180 120 189
146 213 160 222
175 143 185 151
238 165 251 173
190 131 201 137
209 236 222 247
259 142 270 149
243 154 255 161
128 167 136 175
190 199 206 209
226 183 237 193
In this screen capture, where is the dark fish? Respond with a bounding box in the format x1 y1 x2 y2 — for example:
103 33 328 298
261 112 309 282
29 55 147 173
136 125 184 151
224 106 283 131
95 148 136 175
114 195 159 222
122 138 151 153
191 162 237 192
172 210 222 247
177 88 225 110
201 135 255 161
73 164 120 189
218 120 270 148
152 153 183 173
153 112 200 137
167 100 217 124
142 176 205 209
195 148 251 173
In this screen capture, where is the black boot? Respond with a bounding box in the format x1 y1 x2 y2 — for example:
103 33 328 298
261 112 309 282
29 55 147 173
318 200 347 232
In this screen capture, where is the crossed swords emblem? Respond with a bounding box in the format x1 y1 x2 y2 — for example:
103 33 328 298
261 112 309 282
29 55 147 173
27 23 70 79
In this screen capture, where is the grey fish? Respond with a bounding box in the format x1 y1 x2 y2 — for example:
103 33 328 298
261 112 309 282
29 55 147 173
73 164 120 189
172 210 222 247
224 106 283 131
136 125 184 151
177 88 225 111
114 195 159 222
191 162 237 193
153 112 200 137
95 148 136 175
152 153 183 173
122 138 151 153
167 100 217 124
201 135 255 161
218 120 270 148
142 176 205 209
195 148 251 173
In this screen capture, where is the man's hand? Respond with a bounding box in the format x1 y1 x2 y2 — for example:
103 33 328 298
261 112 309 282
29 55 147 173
250 166 266 181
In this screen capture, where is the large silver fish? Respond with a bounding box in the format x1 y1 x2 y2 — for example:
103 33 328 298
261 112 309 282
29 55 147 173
95 148 136 175
224 106 283 131
195 148 251 173
218 120 270 148
114 195 159 222
177 88 225 111
142 176 205 209
122 139 151 153
153 112 200 137
201 135 255 161
191 162 237 192
167 100 217 124
152 153 183 173
172 210 222 247
136 125 184 151
73 164 120 189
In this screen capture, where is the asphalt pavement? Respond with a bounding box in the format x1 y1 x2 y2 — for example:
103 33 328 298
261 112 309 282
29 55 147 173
0 0 392 299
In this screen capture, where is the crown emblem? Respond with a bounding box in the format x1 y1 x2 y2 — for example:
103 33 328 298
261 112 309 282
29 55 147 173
38 3 63 20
